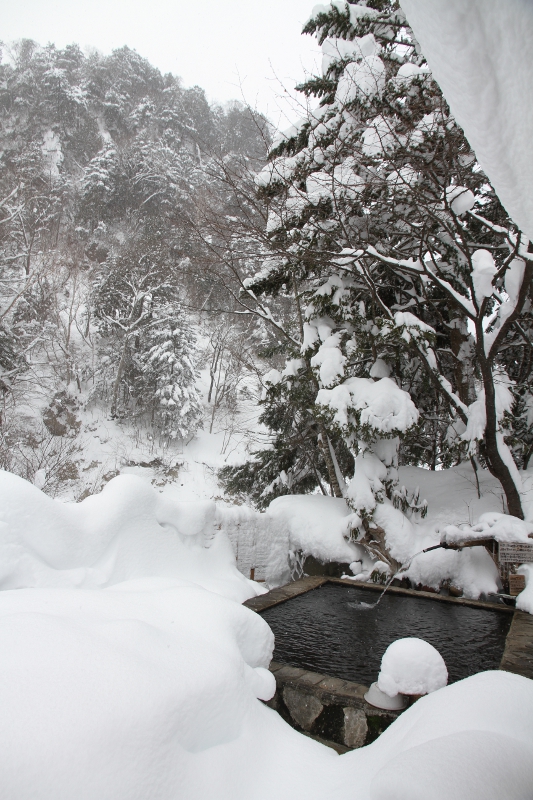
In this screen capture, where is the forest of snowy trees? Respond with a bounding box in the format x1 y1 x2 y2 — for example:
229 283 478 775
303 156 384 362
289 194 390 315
0 39 271 494
1 0 532 539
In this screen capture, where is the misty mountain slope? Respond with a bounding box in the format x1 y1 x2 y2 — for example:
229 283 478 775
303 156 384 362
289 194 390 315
0 39 272 499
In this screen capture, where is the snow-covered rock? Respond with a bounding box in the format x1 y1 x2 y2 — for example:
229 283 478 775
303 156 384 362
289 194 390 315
378 637 448 697
267 494 362 566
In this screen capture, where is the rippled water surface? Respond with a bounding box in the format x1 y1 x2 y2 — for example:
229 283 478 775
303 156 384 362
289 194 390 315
260 584 511 685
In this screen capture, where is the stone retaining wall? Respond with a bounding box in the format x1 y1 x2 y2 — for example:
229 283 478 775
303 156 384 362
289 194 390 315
266 662 401 751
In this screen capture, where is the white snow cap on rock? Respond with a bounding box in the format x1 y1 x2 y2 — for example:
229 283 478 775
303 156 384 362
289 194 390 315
378 637 448 697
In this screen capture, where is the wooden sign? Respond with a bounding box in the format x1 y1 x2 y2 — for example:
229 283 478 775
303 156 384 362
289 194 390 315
499 542 533 564
509 574 526 596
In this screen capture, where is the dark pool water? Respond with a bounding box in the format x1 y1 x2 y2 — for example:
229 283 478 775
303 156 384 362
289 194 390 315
260 584 512 686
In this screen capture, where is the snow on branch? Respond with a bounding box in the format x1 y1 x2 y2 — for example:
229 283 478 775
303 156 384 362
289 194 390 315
316 376 418 435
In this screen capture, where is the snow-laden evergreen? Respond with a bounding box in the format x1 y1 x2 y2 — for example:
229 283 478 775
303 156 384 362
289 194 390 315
138 304 202 438
223 0 533 537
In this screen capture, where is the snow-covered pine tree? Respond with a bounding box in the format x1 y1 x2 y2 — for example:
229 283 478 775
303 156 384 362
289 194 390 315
252 0 532 520
136 304 201 440
219 352 354 507
80 142 120 227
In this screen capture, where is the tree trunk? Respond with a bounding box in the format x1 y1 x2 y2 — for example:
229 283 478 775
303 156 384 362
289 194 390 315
449 318 475 406
478 356 524 518
110 337 129 418
360 518 401 573
304 352 344 498
327 436 346 494
317 422 343 498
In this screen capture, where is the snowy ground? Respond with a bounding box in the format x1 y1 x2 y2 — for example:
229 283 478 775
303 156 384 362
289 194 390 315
41 362 266 504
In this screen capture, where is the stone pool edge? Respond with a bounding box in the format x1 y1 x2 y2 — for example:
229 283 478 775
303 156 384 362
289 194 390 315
266 660 399 751
244 577 530 752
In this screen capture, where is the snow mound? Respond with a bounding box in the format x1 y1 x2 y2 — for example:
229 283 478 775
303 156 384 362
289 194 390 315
378 638 448 697
0 579 280 799
370 730 532 800
267 494 362 566
0 470 261 602
2 588 532 800
365 670 533 800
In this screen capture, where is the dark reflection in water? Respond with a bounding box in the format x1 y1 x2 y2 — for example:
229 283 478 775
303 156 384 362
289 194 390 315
260 584 511 686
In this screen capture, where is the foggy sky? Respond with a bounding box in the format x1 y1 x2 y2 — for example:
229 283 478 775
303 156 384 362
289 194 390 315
2 0 321 126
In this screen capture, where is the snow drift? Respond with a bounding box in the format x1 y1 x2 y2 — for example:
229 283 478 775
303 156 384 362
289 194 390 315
0 470 262 602
0 579 279 799
0 584 531 800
